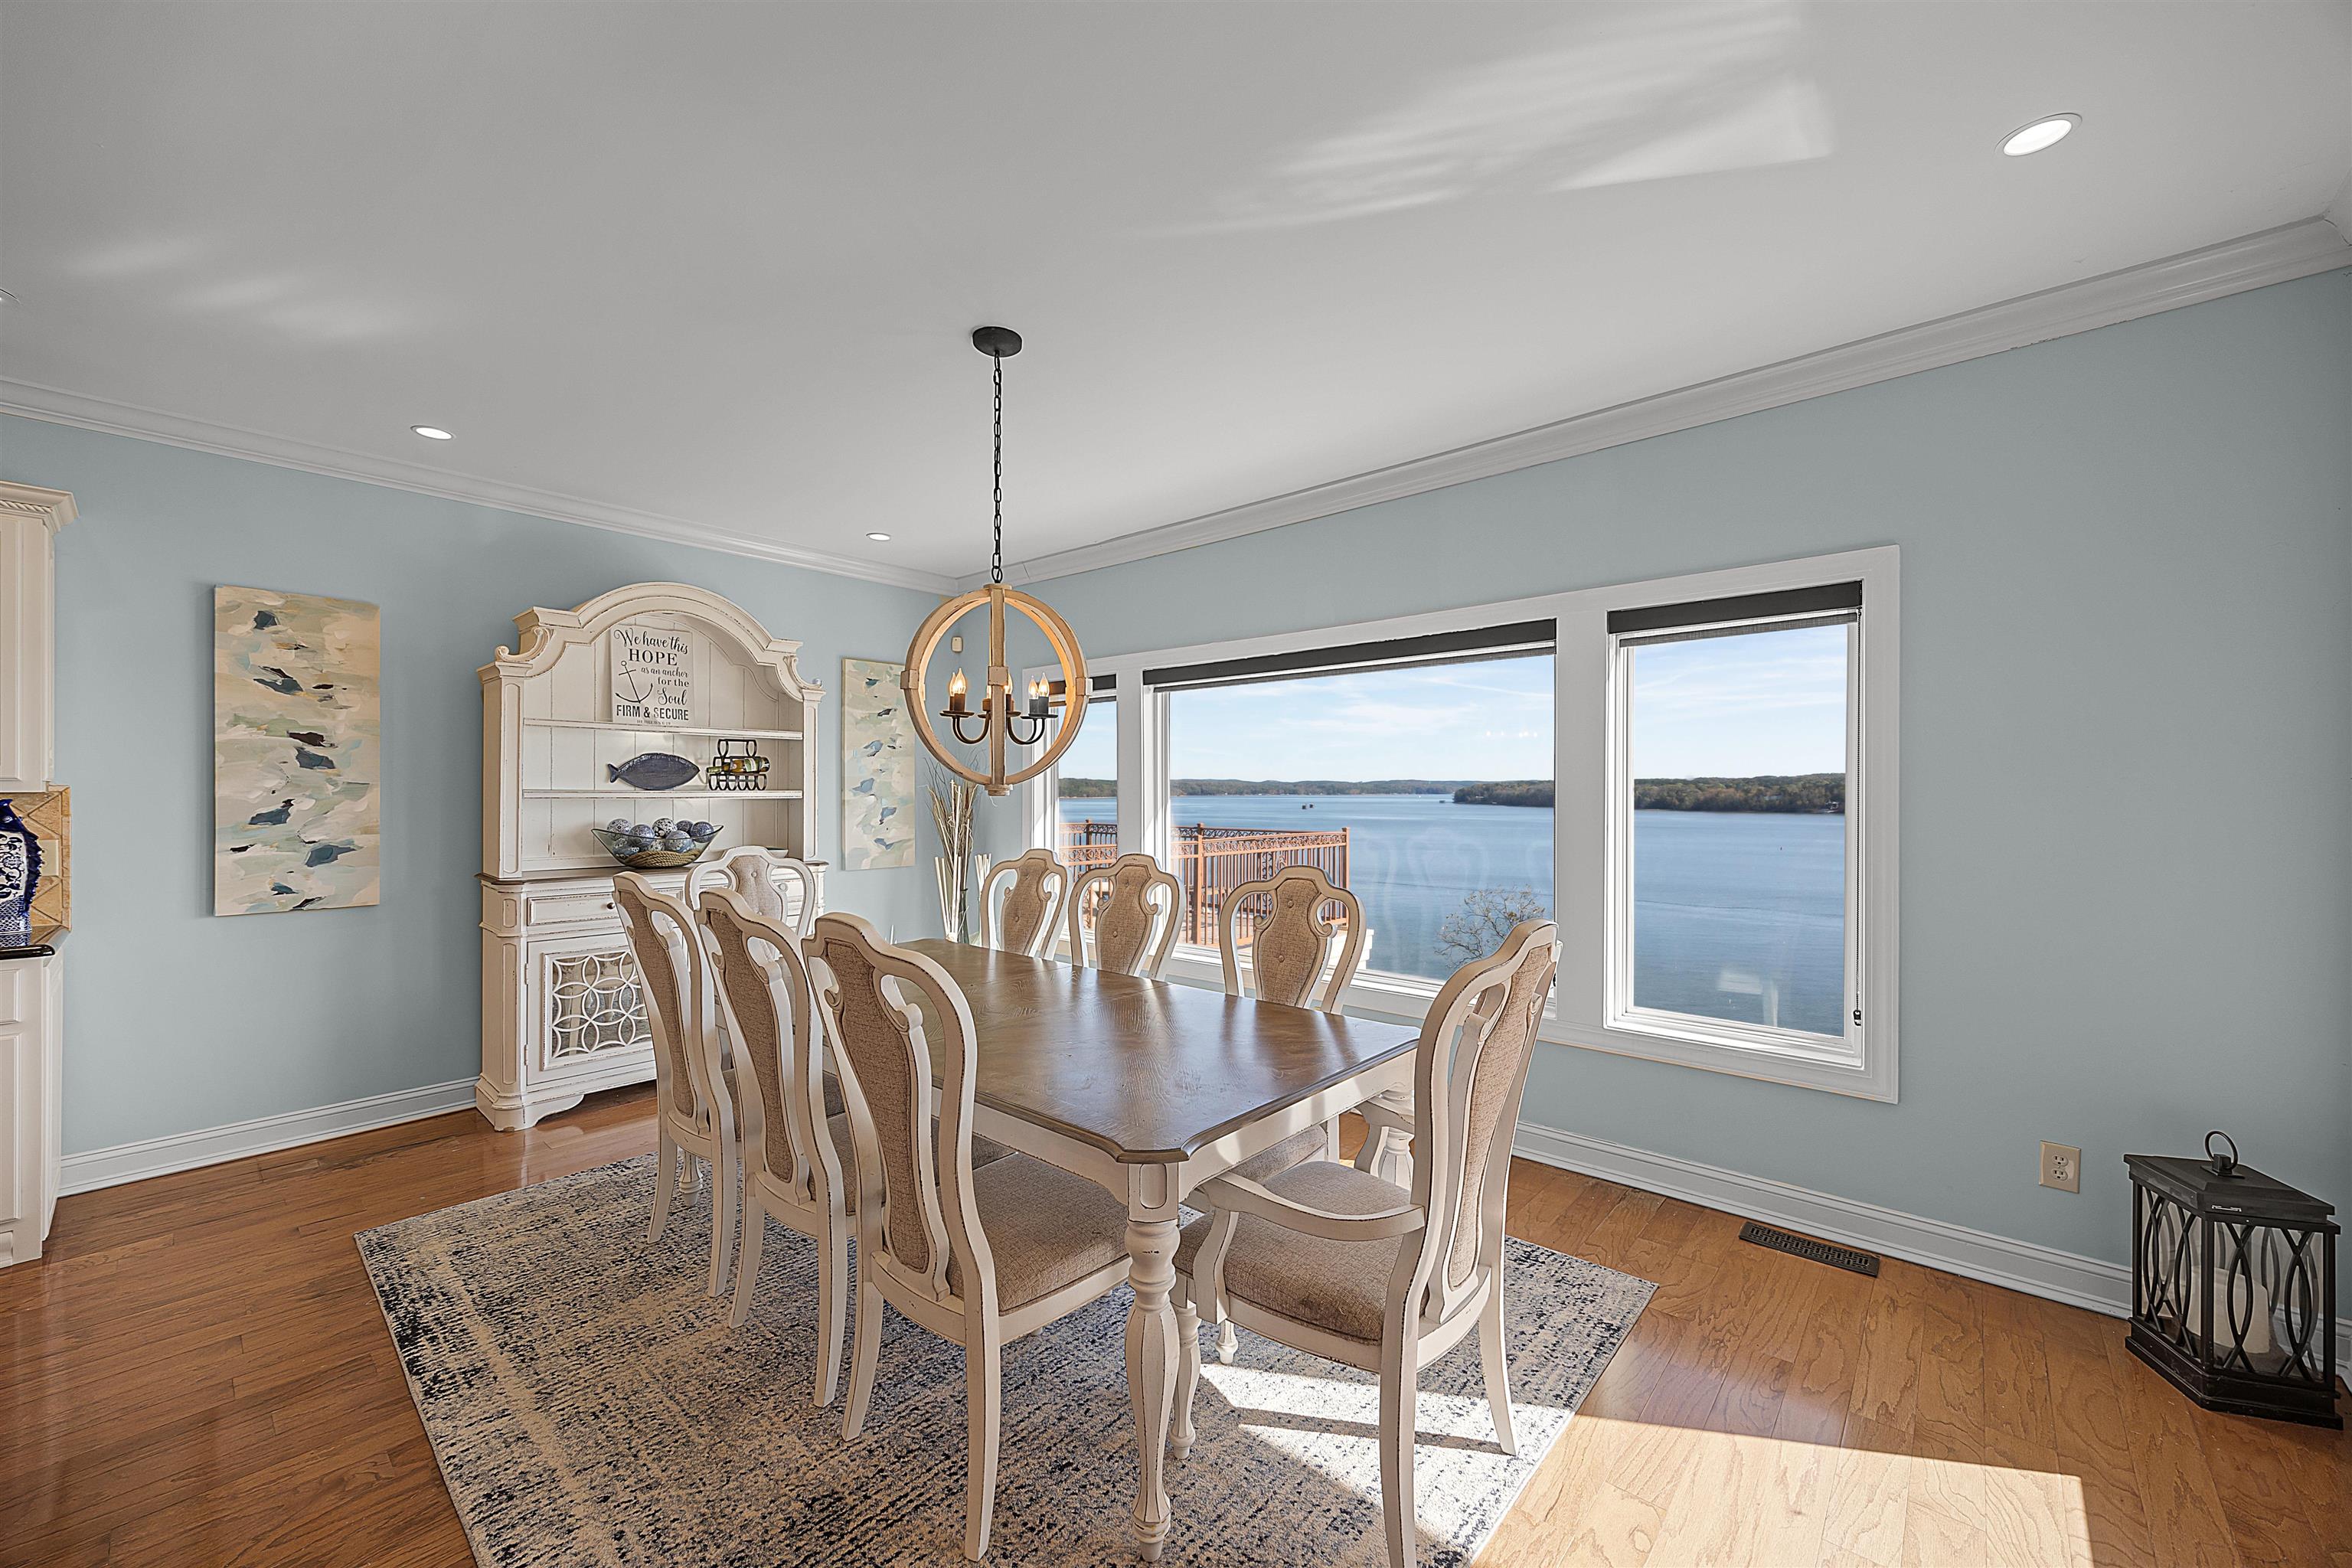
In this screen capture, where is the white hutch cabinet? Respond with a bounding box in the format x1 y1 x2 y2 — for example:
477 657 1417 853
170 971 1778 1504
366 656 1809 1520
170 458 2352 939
0 480 73 1269
476 583 824 1130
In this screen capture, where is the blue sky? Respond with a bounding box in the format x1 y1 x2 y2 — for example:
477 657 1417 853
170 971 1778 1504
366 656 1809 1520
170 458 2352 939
1055 626 1847 782
1630 623 1847 777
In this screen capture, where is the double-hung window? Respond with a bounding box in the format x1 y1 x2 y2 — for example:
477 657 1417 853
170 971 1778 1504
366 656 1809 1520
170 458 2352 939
1557 551 1897 1099
1608 584 1861 1054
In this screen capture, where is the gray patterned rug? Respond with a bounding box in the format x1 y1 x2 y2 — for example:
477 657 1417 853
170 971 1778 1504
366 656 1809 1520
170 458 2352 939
358 1155 1652 1566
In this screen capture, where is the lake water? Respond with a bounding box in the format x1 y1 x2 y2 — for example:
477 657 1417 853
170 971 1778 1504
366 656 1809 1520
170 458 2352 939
1058 795 1844 1036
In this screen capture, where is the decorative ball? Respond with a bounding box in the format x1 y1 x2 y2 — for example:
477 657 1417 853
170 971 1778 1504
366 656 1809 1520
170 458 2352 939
628 823 651 838
606 818 629 833
653 817 675 833
691 822 714 837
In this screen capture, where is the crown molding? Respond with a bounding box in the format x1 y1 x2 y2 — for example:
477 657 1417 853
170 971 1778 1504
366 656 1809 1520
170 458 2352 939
7 216 2342 600
975 217 2352 590
0 381 960 595
2326 175 2352 247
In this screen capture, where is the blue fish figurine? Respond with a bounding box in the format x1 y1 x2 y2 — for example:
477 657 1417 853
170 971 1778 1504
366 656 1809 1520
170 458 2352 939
606 752 700 791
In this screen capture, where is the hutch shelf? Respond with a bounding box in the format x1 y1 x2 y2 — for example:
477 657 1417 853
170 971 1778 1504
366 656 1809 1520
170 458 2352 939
477 582 825 1130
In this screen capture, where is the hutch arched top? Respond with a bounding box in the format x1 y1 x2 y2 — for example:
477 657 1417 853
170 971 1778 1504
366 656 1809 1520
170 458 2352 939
480 581 825 880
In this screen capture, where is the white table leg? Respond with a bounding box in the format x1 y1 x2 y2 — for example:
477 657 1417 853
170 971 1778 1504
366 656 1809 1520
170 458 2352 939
1125 1166 1181 1560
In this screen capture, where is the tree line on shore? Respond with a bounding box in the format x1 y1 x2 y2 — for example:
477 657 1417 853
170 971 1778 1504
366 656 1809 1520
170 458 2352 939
1454 775 1844 812
1060 774 1844 812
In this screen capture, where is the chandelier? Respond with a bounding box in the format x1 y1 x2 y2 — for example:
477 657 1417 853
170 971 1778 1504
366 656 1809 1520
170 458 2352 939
901 327 1087 795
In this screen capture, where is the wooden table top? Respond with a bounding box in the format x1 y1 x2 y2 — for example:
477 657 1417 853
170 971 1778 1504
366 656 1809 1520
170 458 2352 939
900 939 1422 1165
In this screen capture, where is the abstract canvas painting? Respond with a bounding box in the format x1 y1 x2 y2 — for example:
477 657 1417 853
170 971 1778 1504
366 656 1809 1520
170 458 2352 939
214 587 381 915
840 657 915 870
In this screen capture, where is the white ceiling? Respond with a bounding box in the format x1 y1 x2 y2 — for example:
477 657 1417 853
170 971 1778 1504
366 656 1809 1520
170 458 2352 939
4 2 2348 588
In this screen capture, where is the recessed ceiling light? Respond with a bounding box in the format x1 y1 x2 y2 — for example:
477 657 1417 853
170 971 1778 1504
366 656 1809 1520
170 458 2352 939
2001 114 2079 157
410 424 453 440
865 531 892 542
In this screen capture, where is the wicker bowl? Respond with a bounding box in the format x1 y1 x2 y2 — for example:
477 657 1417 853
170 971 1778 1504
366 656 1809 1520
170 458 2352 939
592 825 722 871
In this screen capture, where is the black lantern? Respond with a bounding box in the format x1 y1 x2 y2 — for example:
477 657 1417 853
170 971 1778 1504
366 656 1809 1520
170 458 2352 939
2126 1133 2340 1428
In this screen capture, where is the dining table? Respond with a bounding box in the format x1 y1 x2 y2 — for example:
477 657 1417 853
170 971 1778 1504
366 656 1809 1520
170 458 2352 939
899 939 1426 1561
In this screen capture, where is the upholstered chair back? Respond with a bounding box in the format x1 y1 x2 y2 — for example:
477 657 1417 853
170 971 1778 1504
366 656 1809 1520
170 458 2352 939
979 848 1069 959
690 846 818 939
804 913 998 1305
1217 864 1368 1012
1065 852 1183 978
700 886 835 1202
612 874 713 1124
1410 920 1558 1315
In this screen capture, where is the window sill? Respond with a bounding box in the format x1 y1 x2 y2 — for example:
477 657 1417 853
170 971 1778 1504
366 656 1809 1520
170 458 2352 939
1547 1014 1896 1102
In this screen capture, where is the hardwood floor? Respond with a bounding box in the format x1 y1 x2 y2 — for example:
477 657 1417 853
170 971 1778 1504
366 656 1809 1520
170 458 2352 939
3 1088 2343 1566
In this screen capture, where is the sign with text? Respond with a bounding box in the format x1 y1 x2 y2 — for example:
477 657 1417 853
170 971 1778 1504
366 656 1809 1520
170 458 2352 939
611 626 694 725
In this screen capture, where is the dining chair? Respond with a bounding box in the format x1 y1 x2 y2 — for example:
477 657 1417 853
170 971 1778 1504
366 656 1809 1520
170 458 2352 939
1170 919 1560 1568
807 912 1133 1562
978 846 1069 959
613 872 741 1298
697 844 821 938
698 885 856 1400
691 846 835 1103
1202 863 1374 1359
1064 851 1183 978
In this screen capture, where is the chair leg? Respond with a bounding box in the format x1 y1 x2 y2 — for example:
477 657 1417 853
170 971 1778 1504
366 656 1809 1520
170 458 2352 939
1379 1334 1419 1568
649 1129 678 1243
1201 1210 1241 1365
708 1142 740 1298
963 1319 1004 1561
1172 1285 1200 1462
1478 1279 1516 1455
728 1187 768 1328
814 1214 850 1407
841 1279 884 1439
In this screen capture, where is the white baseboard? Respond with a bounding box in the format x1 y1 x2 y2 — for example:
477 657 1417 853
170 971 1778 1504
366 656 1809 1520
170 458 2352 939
58 1078 479 1196
1511 1119 2352 1375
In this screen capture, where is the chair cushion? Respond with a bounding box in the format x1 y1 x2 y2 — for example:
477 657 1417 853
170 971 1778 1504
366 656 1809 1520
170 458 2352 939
948 1153 1130 1311
1174 1161 1413 1344
1224 1125 1328 1185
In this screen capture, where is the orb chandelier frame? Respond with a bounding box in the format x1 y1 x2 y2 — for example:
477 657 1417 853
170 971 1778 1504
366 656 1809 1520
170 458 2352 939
901 327 1088 796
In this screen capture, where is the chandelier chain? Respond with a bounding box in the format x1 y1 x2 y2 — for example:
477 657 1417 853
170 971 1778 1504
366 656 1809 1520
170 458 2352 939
991 349 1004 585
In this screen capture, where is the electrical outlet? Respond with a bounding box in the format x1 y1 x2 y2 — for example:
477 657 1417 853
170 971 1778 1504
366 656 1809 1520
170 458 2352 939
2040 1142 2081 1193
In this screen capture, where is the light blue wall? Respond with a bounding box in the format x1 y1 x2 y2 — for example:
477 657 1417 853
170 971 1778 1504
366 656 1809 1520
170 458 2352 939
0 415 944 1155
1017 270 2352 1284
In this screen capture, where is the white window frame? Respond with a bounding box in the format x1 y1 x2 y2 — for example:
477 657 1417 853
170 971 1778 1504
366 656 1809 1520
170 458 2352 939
1602 604 1866 1073
1024 545 1899 1100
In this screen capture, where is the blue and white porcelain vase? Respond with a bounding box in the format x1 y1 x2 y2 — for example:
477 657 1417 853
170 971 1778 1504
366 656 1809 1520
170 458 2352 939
0 798 40 946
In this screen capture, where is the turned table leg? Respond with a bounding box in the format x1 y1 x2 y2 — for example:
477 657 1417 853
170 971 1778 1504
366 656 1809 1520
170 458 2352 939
1125 1167 1181 1560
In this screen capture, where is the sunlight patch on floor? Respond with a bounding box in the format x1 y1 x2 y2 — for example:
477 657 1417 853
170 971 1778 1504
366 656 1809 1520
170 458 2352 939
1204 1359 1566 1487
1541 1413 2093 1568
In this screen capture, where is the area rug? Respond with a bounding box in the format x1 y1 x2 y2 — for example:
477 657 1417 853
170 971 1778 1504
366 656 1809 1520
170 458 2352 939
358 1155 1652 1566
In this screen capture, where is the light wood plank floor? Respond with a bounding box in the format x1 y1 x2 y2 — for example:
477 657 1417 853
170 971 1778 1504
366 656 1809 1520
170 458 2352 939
3 1086 2342 1566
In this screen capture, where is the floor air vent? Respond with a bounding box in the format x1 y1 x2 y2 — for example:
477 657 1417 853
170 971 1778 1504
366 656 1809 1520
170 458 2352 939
1738 1221 1881 1276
